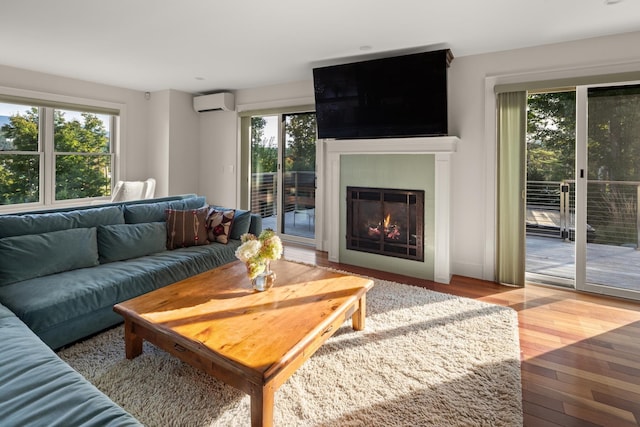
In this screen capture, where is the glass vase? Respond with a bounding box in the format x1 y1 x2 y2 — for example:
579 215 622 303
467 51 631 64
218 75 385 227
251 262 276 292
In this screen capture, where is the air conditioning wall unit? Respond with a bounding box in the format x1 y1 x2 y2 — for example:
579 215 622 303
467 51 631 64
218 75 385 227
193 92 235 112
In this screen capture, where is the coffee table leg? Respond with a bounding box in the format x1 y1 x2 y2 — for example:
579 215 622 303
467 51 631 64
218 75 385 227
123 318 143 359
251 383 274 427
352 294 367 331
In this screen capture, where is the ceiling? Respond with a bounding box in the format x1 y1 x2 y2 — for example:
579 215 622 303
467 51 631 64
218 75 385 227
1 1 639 94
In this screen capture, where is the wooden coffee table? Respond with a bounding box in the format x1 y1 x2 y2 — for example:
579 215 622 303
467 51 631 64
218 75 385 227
113 259 374 427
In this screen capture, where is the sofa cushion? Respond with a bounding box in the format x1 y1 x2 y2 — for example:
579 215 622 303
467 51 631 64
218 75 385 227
0 241 242 349
0 228 99 286
0 206 124 238
210 206 252 239
97 222 166 263
166 206 210 249
206 209 234 244
123 197 206 224
124 200 186 224
0 308 141 426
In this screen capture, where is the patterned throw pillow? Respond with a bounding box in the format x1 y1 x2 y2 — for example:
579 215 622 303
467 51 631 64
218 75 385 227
206 209 235 244
166 206 210 249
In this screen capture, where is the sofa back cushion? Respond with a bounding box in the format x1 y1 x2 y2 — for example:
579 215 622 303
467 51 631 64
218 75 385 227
97 222 167 263
0 206 124 238
0 227 99 286
124 197 206 224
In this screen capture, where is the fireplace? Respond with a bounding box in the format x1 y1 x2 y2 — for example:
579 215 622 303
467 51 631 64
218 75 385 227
346 186 424 261
324 136 458 283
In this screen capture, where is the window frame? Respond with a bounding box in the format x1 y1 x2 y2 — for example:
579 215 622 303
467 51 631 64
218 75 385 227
0 86 123 212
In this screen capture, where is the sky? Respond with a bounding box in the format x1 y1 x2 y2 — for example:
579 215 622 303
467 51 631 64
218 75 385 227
263 116 278 146
0 103 30 117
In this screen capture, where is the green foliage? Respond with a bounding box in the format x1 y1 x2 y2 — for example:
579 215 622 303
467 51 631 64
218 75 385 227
250 116 277 173
528 87 640 182
0 108 40 204
526 92 576 181
527 86 640 245
284 113 316 172
53 111 111 201
0 155 39 204
587 86 640 181
251 113 318 174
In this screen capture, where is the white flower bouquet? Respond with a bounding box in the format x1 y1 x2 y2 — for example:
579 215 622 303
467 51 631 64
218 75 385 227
235 229 283 279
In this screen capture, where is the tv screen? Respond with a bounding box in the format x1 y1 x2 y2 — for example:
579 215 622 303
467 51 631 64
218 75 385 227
312 49 452 139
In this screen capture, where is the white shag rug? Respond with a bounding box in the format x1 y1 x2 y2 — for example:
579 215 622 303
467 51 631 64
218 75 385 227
58 278 522 427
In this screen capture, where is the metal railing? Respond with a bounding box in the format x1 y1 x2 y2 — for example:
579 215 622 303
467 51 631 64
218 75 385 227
527 180 640 248
250 171 315 218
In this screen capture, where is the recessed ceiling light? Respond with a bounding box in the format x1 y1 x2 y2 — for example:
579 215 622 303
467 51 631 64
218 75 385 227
359 45 372 51
605 0 622 4
195 76 205 81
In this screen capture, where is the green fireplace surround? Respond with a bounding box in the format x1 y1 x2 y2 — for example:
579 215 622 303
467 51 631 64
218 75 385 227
324 136 458 283
340 154 436 279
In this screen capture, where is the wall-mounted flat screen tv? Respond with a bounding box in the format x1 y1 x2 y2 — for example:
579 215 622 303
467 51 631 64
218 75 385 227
313 49 453 139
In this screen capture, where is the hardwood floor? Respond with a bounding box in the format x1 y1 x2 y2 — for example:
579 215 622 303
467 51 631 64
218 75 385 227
283 243 640 427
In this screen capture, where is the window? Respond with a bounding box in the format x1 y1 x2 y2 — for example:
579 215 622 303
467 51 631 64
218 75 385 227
0 102 116 207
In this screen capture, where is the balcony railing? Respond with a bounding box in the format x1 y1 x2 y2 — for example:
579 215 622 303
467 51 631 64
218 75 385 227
250 171 315 218
527 180 640 248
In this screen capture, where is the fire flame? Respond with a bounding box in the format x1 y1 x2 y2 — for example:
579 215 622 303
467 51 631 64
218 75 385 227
383 213 391 228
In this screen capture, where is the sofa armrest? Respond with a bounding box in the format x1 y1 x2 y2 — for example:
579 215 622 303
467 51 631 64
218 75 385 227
0 308 141 426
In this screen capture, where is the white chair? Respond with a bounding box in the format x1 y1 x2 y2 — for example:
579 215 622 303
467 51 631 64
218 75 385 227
110 178 156 202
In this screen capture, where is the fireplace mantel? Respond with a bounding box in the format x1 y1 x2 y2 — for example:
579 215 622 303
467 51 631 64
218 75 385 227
323 136 459 284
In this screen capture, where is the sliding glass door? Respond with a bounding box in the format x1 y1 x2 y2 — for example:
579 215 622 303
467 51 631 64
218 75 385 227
576 83 640 298
526 83 640 299
249 112 317 243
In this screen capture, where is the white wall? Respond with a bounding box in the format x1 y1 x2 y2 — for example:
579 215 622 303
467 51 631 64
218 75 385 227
198 31 640 282
6 30 640 282
148 89 200 197
147 90 170 196
0 67 201 203
447 31 640 281
235 80 314 110
0 64 149 185
198 109 238 207
168 90 199 195
195 80 316 208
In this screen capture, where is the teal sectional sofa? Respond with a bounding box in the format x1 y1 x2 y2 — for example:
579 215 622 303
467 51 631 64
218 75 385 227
0 303 142 426
0 194 262 426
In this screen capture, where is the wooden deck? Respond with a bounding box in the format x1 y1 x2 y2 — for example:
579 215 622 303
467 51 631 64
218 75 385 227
261 211 315 240
527 235 640 292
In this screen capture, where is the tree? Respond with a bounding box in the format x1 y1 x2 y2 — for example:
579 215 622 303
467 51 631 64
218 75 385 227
284 113 316 172
587 86 640 181
250 116 277 173
54 111 111 200
0 108 40 204
585 87 640 244
526 92 576 182
527 86 640 245
528 87 640 182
